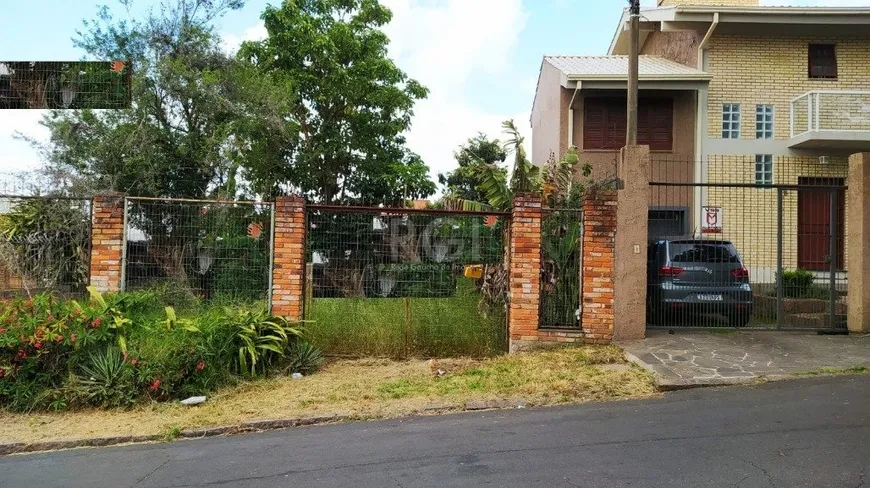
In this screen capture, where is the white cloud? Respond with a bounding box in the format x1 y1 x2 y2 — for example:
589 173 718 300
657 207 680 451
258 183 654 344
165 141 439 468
221 23 268 54
0 111 48 174
220 0 532 186
379 0 531 181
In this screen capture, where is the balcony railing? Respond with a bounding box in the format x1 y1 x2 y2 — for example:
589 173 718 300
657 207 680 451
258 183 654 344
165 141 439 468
791 91 870 138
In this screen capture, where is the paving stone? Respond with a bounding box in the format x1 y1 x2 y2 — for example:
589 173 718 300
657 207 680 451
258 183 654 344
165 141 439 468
620 331 870 388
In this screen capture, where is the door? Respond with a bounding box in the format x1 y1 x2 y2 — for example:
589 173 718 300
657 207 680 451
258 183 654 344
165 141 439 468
797 178 845 271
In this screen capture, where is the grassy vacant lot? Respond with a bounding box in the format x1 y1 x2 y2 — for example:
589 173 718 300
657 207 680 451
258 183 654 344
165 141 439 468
0 346 656 444
305 278 507 358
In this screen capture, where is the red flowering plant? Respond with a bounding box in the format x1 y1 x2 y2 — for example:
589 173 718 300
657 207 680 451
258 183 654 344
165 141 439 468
0 287 141 411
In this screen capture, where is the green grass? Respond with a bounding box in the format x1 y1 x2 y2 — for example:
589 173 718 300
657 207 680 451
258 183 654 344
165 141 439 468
305 278 506 358
792 366 869 377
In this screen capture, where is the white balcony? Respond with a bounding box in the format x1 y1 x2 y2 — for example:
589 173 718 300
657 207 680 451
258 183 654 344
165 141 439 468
789 91 870 150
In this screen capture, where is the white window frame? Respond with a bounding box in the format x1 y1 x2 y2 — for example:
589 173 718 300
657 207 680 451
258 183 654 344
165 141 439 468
722 104 741 139
756 105 774 140
755 155 774 185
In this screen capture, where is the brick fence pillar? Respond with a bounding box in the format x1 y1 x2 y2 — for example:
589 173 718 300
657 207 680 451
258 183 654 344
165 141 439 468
89 194 125 293
582 190 617 343
271 196 306 321
508 193 542 352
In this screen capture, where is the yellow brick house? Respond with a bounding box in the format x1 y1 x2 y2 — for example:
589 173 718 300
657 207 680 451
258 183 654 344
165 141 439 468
532 0 870 287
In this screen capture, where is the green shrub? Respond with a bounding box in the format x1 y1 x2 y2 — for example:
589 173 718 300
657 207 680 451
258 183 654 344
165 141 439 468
0 289 311 412
226 307 302 377
779 269 816 298
71 346 138 408
286 341 324 375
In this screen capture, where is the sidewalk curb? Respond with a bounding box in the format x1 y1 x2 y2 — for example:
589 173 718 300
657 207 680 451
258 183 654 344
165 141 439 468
0 414 353 456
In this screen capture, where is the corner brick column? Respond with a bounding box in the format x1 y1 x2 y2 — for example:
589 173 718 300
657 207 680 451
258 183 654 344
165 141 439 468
271 196 306 321
847 153 870 333
508 193 542 352
582 191 617 344
89 194 125 293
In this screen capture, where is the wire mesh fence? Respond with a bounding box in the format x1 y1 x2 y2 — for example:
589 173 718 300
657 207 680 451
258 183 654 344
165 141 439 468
0 196 92 298
304 206 509 358
539 207 583 330
123 197 273 303
0 61 131 110
649 155 848 330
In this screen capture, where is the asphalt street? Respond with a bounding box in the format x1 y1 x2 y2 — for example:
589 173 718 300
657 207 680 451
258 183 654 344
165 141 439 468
2 375 869 487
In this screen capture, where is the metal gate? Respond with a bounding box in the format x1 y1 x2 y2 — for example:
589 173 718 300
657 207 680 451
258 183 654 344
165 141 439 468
303 205 509 357
648 156 848 331
540 207 583 330
122 197 274 302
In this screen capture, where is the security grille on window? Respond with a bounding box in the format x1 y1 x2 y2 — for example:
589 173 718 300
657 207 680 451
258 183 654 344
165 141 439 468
808 44 837 79
722 104 740 139
756 105 774 139
755 155 774 185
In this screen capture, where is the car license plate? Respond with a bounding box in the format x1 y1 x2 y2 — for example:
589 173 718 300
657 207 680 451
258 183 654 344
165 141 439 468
697 294 723 301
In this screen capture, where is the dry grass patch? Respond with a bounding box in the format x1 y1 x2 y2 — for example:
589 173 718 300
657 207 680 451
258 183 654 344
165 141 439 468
0 345 657 445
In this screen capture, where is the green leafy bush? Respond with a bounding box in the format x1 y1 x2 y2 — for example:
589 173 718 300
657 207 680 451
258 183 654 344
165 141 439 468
0 289 315 412
71 346 138 408
779 269 815 298
287 341 324 375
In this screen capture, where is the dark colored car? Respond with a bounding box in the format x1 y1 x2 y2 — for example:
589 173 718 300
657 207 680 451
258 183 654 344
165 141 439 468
647 239 753 327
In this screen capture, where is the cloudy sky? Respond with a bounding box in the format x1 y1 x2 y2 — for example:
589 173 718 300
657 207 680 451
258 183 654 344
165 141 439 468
0 0 864 186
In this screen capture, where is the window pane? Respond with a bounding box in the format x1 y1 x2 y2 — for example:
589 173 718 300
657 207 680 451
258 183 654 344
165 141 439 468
722 104 740 139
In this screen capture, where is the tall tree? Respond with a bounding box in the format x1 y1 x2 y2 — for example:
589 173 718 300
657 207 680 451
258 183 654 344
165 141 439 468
439 133 507 202
35 0 282 293
239 0 434 205
41 0 269 200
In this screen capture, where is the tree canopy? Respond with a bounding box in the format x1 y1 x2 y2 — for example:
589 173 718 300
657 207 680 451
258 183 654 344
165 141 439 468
35 0 436 206
438 133 507 203
239 0 434 205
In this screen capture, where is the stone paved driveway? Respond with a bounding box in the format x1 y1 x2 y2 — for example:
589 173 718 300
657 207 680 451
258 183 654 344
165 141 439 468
620 330 870 389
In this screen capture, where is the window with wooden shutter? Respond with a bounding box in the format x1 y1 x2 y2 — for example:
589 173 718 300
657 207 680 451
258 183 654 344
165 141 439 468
584 97 673 151
641 98 673 151
584 99 607 149
808 44 837 79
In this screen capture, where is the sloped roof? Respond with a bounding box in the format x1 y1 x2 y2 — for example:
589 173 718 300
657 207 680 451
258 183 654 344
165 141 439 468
544 55 710 80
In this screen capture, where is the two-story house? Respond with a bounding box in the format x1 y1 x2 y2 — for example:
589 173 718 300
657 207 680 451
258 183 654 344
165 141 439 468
532 0 870 286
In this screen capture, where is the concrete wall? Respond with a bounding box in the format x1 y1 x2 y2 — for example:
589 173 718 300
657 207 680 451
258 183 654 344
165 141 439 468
613 146 650 341
641 30 702 68
531 61 569 167
847 153 870 334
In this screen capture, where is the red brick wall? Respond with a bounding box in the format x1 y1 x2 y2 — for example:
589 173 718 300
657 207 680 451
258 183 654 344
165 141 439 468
508 191 617 351
271 196 306 321
508 193 542 349
89 194 125 293
582 191 617 343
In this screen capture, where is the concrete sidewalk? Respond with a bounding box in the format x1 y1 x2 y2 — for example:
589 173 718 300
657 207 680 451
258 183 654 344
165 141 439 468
620 330 870 389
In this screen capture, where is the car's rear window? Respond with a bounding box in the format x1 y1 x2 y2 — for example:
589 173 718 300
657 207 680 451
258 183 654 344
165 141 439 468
668 242 740 263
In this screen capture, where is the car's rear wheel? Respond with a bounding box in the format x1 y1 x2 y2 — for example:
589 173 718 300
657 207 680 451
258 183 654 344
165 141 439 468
728 310 751 328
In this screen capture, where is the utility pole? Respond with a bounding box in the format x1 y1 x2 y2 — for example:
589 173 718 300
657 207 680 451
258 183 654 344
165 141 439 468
627 0 640 146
